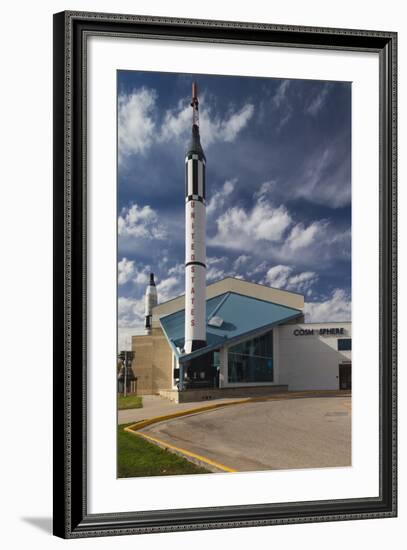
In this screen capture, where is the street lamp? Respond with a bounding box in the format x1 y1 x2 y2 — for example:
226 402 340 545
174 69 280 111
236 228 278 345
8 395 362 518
117 351 135 397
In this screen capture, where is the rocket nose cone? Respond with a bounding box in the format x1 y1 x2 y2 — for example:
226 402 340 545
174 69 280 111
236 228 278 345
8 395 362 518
149 273 155 286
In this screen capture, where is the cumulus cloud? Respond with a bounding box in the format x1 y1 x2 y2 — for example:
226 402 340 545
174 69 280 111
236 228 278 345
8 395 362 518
118 295 145 327
207 179 236 215
208 180 349 267
304 288 351 322
159 94 254 147
248 261 268 276
118 203 167 240
118 327 144 352
264 265 292 288
157 275 183 303
209 194 292 250
284 220 328 252
203 256 230 282
118 87 254 162
168 263 185 277
118 257 135 285
118 88 157 163
233 255 250 270
285 271 319 293
264 264 318 293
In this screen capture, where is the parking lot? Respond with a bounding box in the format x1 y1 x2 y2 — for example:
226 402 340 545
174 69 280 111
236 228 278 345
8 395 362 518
139 396 351 472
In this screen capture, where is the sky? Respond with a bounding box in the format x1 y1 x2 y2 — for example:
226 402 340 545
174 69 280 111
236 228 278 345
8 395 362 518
117 70 351 350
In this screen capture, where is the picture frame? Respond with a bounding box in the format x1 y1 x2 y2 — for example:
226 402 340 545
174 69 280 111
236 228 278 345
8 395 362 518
53 10 397 538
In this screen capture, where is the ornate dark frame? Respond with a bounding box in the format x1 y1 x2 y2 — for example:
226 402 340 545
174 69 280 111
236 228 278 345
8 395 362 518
53 10 397 539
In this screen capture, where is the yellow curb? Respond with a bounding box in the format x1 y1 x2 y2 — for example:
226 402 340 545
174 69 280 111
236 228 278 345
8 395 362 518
124 390 351 432
133 430 237 473
123 400 249 473
123 390 351 472
124 398 251 433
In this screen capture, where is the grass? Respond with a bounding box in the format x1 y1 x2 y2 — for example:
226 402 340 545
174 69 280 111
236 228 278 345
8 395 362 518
118 394 143 410
117 424 210 477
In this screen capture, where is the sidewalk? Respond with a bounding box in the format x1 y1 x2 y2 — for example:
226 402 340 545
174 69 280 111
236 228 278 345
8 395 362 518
118 394 247 425
118 390 350 425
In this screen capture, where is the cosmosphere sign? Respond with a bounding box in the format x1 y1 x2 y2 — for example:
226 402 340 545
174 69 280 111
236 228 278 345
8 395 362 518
293 327 346 336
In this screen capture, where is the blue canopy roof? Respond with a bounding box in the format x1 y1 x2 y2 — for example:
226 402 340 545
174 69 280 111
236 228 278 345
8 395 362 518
159 291 302 363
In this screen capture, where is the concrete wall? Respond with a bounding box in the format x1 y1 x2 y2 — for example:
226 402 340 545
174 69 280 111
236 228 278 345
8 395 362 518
132 335 153 395
277 323 352 391
132 327 173 394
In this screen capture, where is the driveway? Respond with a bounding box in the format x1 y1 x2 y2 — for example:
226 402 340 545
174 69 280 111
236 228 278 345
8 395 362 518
138 396 351 472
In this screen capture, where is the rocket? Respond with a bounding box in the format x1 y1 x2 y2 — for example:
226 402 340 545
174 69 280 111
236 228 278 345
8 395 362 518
144 273 157 335
184 82 207 354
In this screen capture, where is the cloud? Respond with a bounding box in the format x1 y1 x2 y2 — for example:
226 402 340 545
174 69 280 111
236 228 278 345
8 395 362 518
291 146 351 208
233 255 250 270
272 80 290 108
264 264 318 293
168 263 185 277
118 88 157 162
264 265 292 288
271 80 293 131
118 203 167 240
118 257 135 285
118 295 145 327
248 261 268 276
305 83 331 116
284 220 328 252
220 104 255 142
159 94 254 147
209 194 292 250
118 327 144 352
304 288 351 322
207 179 236 215
254 180 274 200
156 274 184 303
118 86 254 162
285 270 319 293
207 180 349 268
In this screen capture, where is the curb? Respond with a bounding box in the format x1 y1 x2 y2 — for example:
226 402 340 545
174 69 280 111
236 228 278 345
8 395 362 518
123 390 351 473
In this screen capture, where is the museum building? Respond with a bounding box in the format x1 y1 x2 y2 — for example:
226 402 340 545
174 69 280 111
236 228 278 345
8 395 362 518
131 276 352 403
128 83 351 402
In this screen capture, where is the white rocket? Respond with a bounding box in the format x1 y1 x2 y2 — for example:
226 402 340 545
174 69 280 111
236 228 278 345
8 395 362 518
144 273 157 335
184 82 207 354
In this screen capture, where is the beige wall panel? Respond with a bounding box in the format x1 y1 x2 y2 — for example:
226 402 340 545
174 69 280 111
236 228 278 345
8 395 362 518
151 327 173 393
132 335 153 395
152 277 304 326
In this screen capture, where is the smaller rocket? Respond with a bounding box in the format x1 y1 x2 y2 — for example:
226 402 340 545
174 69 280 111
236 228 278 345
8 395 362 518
144 273 157 335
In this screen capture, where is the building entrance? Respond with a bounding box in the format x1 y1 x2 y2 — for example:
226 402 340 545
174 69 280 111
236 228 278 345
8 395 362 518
339 363 352 390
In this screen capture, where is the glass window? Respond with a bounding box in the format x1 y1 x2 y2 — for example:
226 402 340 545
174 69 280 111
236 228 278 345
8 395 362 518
228 331 273 383
338 338 352 351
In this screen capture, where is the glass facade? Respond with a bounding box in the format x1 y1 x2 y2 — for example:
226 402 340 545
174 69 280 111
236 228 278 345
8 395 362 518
228 331 274 384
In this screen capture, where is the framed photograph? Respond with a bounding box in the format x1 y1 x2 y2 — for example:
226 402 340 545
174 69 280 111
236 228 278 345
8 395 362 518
53 11 397 538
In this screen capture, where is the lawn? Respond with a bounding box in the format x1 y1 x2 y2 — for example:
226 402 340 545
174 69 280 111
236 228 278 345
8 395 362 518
118 394 143 410
117 424 210 477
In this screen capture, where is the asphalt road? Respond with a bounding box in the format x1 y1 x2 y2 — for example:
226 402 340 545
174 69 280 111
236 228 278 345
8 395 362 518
140 397 351 472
